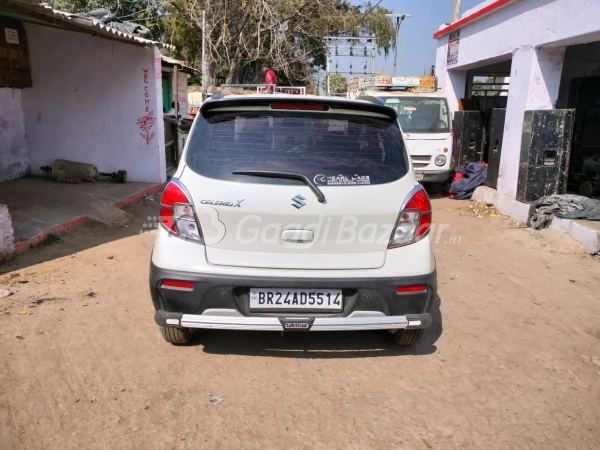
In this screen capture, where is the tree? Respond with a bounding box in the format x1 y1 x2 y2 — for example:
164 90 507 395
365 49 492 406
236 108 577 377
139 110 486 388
323 73 347 94
49 0 395 88
168 0 395 86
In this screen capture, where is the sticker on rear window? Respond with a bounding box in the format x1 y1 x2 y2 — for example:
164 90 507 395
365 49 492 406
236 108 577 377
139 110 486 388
314 174 371 186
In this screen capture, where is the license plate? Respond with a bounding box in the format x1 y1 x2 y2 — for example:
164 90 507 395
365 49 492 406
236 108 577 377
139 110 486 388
415 173 424 181
249 289 343 311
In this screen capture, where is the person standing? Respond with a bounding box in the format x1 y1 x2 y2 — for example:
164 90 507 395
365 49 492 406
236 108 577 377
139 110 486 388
262 64 277 93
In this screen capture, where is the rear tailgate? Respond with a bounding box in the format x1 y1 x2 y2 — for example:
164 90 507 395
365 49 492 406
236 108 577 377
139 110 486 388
180 172 414 269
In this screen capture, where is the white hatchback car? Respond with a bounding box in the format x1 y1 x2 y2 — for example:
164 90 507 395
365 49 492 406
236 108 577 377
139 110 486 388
150 94 437 346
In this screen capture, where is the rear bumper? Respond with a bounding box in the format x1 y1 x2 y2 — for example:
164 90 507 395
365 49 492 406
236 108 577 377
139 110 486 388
150 262 437 331
414 170 451 183
155 310 432 331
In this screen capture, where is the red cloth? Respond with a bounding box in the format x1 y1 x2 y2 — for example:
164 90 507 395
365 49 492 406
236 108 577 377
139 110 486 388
265 69 277 86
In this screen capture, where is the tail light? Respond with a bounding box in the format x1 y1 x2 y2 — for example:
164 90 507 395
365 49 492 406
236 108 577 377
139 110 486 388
388 187 432 248
396 285 427 294
160 180 204 243
270 102 329 111
162 280 195 290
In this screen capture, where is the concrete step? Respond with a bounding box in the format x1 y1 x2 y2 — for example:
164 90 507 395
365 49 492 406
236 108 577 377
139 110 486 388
472 186 600 254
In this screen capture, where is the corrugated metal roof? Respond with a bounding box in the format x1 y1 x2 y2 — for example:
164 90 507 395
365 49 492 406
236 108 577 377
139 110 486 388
0 1 175 50
161 55 198 74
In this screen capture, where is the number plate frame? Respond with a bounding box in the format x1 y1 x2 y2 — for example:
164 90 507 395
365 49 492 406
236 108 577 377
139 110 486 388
249 289 343 312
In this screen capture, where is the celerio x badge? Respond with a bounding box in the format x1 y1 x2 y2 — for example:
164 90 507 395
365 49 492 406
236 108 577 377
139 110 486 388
200 199 245 207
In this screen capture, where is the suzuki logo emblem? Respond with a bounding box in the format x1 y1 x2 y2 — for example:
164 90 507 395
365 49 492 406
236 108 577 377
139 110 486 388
291 194 306 209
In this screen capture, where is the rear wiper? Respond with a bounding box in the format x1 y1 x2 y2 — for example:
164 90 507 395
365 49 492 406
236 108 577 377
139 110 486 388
233 170 326 204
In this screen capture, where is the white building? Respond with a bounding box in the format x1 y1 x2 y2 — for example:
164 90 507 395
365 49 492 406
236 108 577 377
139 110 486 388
0 0 176 261
0 0 171 184
435 0 600 200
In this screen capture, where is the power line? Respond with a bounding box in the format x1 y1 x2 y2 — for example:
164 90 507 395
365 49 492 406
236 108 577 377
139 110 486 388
363 0 385 16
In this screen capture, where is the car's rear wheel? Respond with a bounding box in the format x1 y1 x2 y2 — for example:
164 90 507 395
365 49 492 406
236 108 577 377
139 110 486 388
388 328 423 346
160 326 192 344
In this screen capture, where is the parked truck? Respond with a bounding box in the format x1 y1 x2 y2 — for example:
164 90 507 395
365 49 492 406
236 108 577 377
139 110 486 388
349 75 453 193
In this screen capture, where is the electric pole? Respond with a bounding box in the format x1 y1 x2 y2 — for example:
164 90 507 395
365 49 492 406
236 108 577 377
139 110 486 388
201 9 208 98
326 55 330 95
370 34 375 74
451 0 462 22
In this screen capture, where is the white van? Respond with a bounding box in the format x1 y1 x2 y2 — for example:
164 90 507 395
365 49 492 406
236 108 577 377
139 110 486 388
361 90 453 192
150 94 437 347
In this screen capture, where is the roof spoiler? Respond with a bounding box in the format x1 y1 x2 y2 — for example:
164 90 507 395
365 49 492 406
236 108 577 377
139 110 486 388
200 96 398 120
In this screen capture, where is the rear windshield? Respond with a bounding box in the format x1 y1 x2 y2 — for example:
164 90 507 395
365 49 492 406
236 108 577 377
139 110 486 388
186 110 408 186
382 97 450 133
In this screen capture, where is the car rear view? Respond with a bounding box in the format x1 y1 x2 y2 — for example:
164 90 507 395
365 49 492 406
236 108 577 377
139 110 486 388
150 95 437 346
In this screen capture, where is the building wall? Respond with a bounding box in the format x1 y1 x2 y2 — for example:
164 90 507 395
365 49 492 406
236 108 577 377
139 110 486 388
435 0 600 108
0 204 15 263
0 88 29 182
21 24 166 183
435 0 600 199
437 0 600 73
172 71 189 115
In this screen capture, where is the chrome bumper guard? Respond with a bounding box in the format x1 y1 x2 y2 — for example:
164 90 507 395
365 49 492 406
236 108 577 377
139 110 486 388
156 311 432 332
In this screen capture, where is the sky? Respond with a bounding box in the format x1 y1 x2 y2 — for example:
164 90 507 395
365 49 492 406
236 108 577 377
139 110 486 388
334 0 484 76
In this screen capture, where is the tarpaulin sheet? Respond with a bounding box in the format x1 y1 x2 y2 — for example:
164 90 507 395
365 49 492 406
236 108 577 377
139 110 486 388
447 162 488 200
528 195 600 230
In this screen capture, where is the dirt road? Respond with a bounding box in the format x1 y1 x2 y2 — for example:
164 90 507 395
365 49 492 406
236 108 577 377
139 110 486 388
1 197 599 450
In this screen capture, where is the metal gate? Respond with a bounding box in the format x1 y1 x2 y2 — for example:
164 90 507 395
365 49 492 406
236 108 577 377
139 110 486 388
516 109 575 202
452 111 485 166
486 109 506 189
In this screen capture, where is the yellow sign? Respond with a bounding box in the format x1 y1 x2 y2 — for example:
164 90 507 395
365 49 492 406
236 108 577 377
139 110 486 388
419 76 437 89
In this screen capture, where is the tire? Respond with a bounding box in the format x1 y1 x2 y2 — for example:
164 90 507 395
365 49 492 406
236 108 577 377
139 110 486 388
425 182 443 195
388 328 424 346
160 326 192 344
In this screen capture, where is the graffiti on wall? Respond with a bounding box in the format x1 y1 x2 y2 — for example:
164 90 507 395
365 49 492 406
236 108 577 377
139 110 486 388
138 68 156 145
137 110 156 145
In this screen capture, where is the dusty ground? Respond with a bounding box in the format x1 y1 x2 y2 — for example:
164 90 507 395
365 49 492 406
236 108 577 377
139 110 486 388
0 197 599 450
